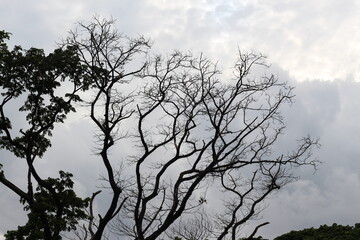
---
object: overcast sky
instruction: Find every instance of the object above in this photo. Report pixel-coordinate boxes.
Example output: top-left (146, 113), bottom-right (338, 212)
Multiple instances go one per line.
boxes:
top-left (1, 0), bottom-right (360, 239)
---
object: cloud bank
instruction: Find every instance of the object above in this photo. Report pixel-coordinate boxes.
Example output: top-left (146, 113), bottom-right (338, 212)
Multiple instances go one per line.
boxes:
top-left (1, 0), bottom-right (360, 239)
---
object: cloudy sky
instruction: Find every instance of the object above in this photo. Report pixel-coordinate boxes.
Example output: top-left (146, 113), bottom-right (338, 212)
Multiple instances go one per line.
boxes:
top-left (1, 0), bottom-right (360, 239)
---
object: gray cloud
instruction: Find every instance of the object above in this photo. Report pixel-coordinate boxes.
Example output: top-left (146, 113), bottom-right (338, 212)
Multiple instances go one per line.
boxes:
top-left (1, 1), bottom-right (360, 239)
top-left (254, 79), bottom-right (360, 238)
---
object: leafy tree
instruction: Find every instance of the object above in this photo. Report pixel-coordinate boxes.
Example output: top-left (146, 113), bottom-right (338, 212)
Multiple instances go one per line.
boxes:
top-left (1, 17), bottom-right (319, 240)
top-left (0, 30), bottom-right (90, 239)
top-left (4, 172), bottom-right (89, 240)
top-left (274, 223), bottom-right (360, 240)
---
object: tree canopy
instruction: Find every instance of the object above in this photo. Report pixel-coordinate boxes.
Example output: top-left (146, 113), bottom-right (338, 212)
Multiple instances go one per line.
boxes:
top-left (0, 30), bottom-right (90, 240)
top-left (274, 223), bottom-right (360, 240)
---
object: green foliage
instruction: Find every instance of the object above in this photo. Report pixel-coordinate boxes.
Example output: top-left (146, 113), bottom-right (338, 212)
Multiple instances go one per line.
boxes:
top-left (5, 171), bottom-right (90, 240)
top-left (0, 31), bottom-right (91, 239)
top-left (0, 29), bottom-right (87, 158)
top-left (275, 223), bottom-right (360, 240)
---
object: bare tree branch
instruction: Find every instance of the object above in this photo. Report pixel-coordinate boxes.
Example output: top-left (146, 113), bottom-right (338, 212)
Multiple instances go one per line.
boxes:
top-left (61, 17), bottom-right (319, 240)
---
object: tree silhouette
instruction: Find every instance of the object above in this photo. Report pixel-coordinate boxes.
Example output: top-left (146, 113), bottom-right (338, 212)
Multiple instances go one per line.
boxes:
top-left (0, 17), bottom-right (319, 240)
top-left (64, 18), bottom-right (319, 240)
top-left (274, 223), bottom-right (360, 240)
top-left (0, 30), bottom-right (90, 240)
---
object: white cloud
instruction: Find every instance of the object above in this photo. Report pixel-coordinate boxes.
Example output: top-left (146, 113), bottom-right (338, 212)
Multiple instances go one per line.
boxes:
top-left (127, 0), bottom-right (360, 81)
top-left (3, 0), bottom-right (360, 81)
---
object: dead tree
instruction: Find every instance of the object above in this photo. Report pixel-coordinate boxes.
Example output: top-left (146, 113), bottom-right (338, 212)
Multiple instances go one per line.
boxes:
top-left (65, 18), bottom-right (319, 240)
